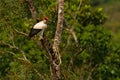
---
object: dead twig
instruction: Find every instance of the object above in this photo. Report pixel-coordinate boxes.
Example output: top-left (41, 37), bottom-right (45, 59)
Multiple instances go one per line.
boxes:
top-left (14, 29), bottom-right (28, 37)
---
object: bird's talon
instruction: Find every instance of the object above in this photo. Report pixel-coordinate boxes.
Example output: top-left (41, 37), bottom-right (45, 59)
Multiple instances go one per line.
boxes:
top-left (39, 36), bottom-right (43, 40)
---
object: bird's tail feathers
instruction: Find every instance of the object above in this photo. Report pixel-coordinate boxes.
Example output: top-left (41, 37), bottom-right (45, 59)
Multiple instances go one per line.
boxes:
top-left (27, 35), bottom-right (31, 40)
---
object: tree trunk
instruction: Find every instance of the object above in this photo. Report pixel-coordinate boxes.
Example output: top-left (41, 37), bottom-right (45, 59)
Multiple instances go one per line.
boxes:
top-left (25, 0), bottom-right (64, 80)
top-left (52, 0), bottom-right (64, 79)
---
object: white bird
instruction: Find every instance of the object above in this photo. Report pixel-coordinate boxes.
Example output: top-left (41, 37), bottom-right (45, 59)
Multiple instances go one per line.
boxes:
top-left (29, 17), bottom-right (48, 39)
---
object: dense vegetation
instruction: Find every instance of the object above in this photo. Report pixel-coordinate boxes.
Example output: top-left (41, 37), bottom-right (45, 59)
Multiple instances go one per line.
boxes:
top-left (0, 0), bottom-right (120, 80)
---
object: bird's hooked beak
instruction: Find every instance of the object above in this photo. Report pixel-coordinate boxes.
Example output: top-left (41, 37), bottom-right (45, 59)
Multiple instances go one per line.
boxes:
top-left (43, 17), bottom-right (48, 21)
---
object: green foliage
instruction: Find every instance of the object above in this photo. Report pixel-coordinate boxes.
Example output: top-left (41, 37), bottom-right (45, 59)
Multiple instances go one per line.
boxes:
top-left (0, 0), bottom-right (120, 80)
top-left (78, 6), bottom-right (107, 26)
top-left (91, 0), bottom-right (120, 6)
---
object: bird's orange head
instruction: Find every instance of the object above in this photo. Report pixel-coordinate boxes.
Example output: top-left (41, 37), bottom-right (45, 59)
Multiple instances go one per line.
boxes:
top-left (43, 17), bottom-right (48, 21)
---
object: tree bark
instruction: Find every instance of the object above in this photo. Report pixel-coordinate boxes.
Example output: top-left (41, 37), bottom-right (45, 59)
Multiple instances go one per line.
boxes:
top-left (25, 0), bottom-right (64, 80)
top-left (53, 0), bottom-right (64, 48)
top-left (25, 0), bottom-right (38, 22)
top-left (52, 0), bottom-right (64, 79)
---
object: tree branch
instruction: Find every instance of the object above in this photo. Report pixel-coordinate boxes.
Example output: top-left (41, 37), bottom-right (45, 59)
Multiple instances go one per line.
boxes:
top-left (63, 0), bottom-right (83, 69)
top-left (53, 0), bottom-right (64, 50)
top-left (14, 29), bottom-right (28, 37)
top-left (65, 28), bottom-right (78, 45)
top-left (25, 0), bottom-right (63, 79)
top-left (0, 50), bottom-right (45, 79)
top-left (64, 0), bottom-right (83, 47)
top-left (0, 41), bottom-right (30, 63)
top-left (25, 0), bottom-right (38, 22)
top-left (50, 0), bottom-right (64, 79)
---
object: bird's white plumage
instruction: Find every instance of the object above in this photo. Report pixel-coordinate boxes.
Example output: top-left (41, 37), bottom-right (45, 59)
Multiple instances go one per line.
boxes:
top-left (33, 21), bottom-right (47, 29)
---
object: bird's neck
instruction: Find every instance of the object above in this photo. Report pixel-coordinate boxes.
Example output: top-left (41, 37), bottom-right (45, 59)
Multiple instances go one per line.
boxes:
top-left (43, 20), bottom-right (46, 23)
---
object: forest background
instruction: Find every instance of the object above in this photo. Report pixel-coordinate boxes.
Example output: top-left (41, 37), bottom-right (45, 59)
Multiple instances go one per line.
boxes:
top-left (0, 0), bottom-right (120, 80)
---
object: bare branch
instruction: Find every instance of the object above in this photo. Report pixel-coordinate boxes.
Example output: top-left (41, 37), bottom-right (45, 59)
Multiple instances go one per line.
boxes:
top-left (87, 65), bottom-right (97, 80)
top-left (0, 41), bottom-right (30, 63)
top-left (53, 0), bottom-right (64, 50)
top-left (33, 68), bottom-right (45, 80)
top-left (74, 0), bottom-right (83, 20)
top-left (25, 0), bottom-right (38, 22)
top-left (50, 0), bottom-right (64, 79)
top-left (14, 29), bottom-right (28, 37)
top-left (25, 0), bottom-right (63, 79)
top-left (64, 0), bottom-right (83, 46)
top-left (10, 30), bottom-right (15, 46)
top-left (68, 47), bottom-right (86, 69)
top-left (40, 37), bottom-right (53, 60)
top-left (0, 40), bottom-right (44, 79)
top-left (65, 28), bottom-right (78, 44)
top-left (63, 1), bottom-right (84, 69)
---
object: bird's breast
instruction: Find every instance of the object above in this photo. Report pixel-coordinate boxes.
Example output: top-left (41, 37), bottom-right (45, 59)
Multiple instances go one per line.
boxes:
top-left (33, 22), bottom-right (47, 29)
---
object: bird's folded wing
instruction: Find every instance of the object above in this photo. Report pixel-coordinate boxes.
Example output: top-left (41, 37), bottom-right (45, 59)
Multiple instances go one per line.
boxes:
top-left (29, 28), bottom-right (41, 38)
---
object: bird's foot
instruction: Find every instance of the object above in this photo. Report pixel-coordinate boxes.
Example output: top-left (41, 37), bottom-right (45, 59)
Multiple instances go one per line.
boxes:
top-left (39, 36), bottom-right (43, 40)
